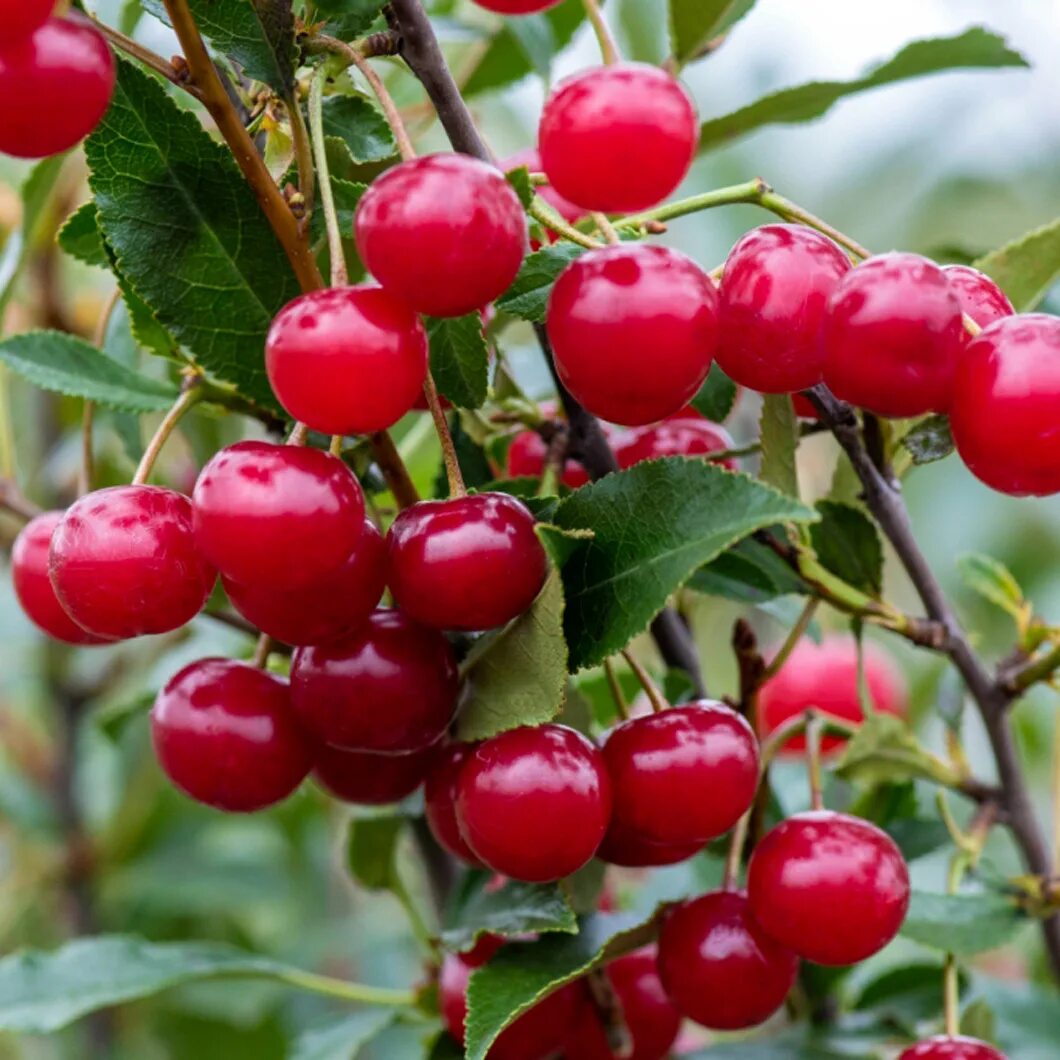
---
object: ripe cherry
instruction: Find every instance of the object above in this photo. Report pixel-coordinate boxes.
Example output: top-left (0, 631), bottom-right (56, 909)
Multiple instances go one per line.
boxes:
top-left (757, 635), bottom-right (907, 753)
top-left (313, 742), bottom-right (436, 805)
top-left (943, 264), bottom-right (1013, 333)
top-left (12, 511), bottom-right (108, 645)
top-left (718, 224), bottom-right (851, 393)
top-left (601, 702), bottom-right (759, 851)
top-left (504, 147), bottom-right (584, 249)
top-left (2, 0), bottom-right (54, 44)
top-left (0, 17), bottom-right (115, 159)
top-left (425, 743), bottom-right (484, 866)
top-left (822, 252), bottom-right (965, 417)
top-left (355, 154), bottom-right (526, 318)
top-left (472, 0), bottom-right (562, 13)
top-left (657, 890), bottom-right (798, 1030)
top-left (898, 1037), bottom-right (1007, 1060)
top-left (151, 659), bottom-right (312, 812)
top-left (615, 415), bottom-right (735, 471)
top-left (506, 427), bottom-right (590, 488)
top-left (456, 724), bottom-right (612, 882)
top-left (222, 517), bottom-right (386, 646)
top-left (49, 486), bottom-right (215, 639)
top-left (291, 609), bottom-right (458, 752)
top-left (563, 948), bottom-right (681, 1060)
top-left (596, 821), bottom-right (704, 868)
top-left (547, 244), bottom-right (718, 426)
top-left (265, 286), bottom-right (427, 435)
top-left (747, 810), bottom-right (910, 966)
top-left (387, 492), bottom-right (548, 632)
top-left (193, 441), bottom-right (365, 590)
top-left (539, 63), bottom-right (698, 213)
top-left (950, 314), bottom-right (1060, 496)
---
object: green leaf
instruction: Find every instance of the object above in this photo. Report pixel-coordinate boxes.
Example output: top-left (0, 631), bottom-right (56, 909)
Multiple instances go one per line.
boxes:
top-left (319, 0), bottom-right (385, 38)
top-left (901, 413), bottom-right (954, 465)
top-left (495, 243), bottom-right (586, 323)
top-left (57, 202), bottom-right (107, 268)
top-left (834, 713), bottom-right (960, 789)
top-left (758, 393), bottom-right (799, 497)
top-left (289, 1011), bottom-right (395, 1060)
top-left (809, 500), bottom-right (884, 597)
top-left (697, 28), bottom-right (1028, 153)
top-left (960, 999), bottom-right (996, 1045)
top-left (309, 178), bottom-right (367, 250)
top-left (457, 569), bottom-right (567, 740)
top-left (690, 363), bottom-right (737, 422)
top-left (0, 331), bottom-right (178, 411)
top-left (346, 813), bottom-right (405, 891)
top-left (669, 0), bottom-right (757, 67)
top-left (689, 535), bottom-right (809, 603)
top-left (900, 892), bottom-right (1026, 956)
top-left (427, 315), bottom-right (490, 410)
top-left (853, 962), bottom-right (956, 1027)
top-left (541, 459), bottom-right (817, 670)
top-left (322, 94), bottom-right (397, 164)
top-left (505, 165), bottom-right (535, 210)
top-left (956, 552), bottom-right (1026, 622)
top-left (973, 215), bottom-right (1060, 312)
top-left (85, 59), bottom-right (300, 408)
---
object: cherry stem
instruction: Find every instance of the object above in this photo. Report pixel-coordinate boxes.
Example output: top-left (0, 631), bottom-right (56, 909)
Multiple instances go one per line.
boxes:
top-left (422, 372), bottom-right (465, 497)
top-left (581, 0), bottom-right (621, 66)
top-left (287, 421), bottom-right (309, 446)
top-left (943, 954), bottom-right (960, 1037)
top-left (620, 648), bottom-right (668, 714)
top-left (723, 809), bottom-right (751, 891)
top-left (308, 65), bottom-right (348, 287)
top-left (804, 709), bottom-right (826, 811)
top-left (287, 89), bottom-right (315, 228)
top-left (92, 17), bottom-right (205, 101)
top-left (329, 435), bottom-right (344, 457)
top-left (761, 598), bottom-right (819, 682)
top-left (528, 196), bottom-right (601, 249)
top-left (251, 633), bottom-right (273, 669)
top-left (603, 658), bottom-right (630, 721)
top-left (592, 212), bottom-right (621, 246)
top-left (757, 189), bottom-right (870, 260)
top-left (81, 287), bottom-right (123, 496)
top-left (131, 376), bottom-right (203, 485)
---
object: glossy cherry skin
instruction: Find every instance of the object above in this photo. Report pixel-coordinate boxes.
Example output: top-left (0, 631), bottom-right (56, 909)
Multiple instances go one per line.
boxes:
top-left (456, 724), bottom-right (612, 882)
top-left (504, 147), bottom-right (584, 249)
top-left (747, 810), bottom-right (910, 966)
top-left (223, 518), bottom-right (386, 646)
top-left (2, 0), bottom-right (54, 44)
top-left (563, 948), bottom-right (681, 1060)
top-left (265, 286), bottom-right (427, 435)
top-left (943, 264), bottom-right (1013, 334)
top-left (49, 486), bottom-right (215, 639)
top-left (313, 742), bottom-right (436, 805)
top-left (355, 154), bottom-right (526, 318)
top-left (0, 18), bottom-right (115, 159)
top-left (387, 493), bottom-right (548, 632)
top-left (539, 63), bottom-right (698, 213)
top-left (950, 314), bottom-right (1060, 496)
top-left (472, 0), bottom-right (561, 13)
top-left (718, 224), bottom-right (852, 393)
top-left (547, 244), bottom-right (718, 426)
top-left (150, 659), bottom-right (312, 812)
top-left (596, 820), bottom-right (704, 868)
top-left (12, 512), bottom-right (108, 645)
top-left (822, 252), bottom-right (965, 417)
top-left (657, 891), bottom-right (798, 1031)
top-left (425, 743), bottom-right (485, 866)
top-left (757, 635), bottom-right (907, 753)
top-left (193, 441), bottom-right (365, 590)
top-left (601, 702), bottom-right (759, 852)
top-left (898, 1036), bottom-right (1007, 1060)
top-left (290, 609), bottom-right (459, 752)
top-left (615, 416), bottom-right (736, 471)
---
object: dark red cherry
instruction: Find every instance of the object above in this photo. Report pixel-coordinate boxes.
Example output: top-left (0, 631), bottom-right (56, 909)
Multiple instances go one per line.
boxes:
top-left (898, 1036), bottom-right (1007, 1060)
top-left (747, 810), bottom-right (910, 966)
top-left (355, 153), bottom-right (526, 318)
top-left (0, 17), bottom-right (115, 159)
top-left (601, 702), bottom-right (759, 852)
top-left (456, 724), bottom-right (611, 882)
top-left (504, 147), bottom-right (584, 249)
top-left (265, 285), bottom-right (428, 434)
top-left (596, 820), bottom-right (704, 868)
top-left (657, 890), bottom-right (798, 1030)
top-left (539, 63), bottom-right (697, 213)
top-left (193, 441), bottom-right (365, 590)
top-left (222, 517), bottom-right (386, 646)
top-left (472, 0), bottom-right (561, 13)
top-left (506, 427), bottom-right (590, 488)
top-left (950, 314), bottom-right (1060, 496)
top-left (2, 0), bottom-right (54, 44)
top-left (563, 948), bottom-right (681, 1060)
top-left (718, 224), bottom-right (851, 393)
top-left (49, 486), bottom-right (215, 639)
top-left (615, 415), bottom-right (735, 471)
top-left (290, 609), bottom-right (458, 752)
top-left (313, 742), bottom-right (435, 805)
top-left (425, 743), bottom-right (485, 866)
top-left (943, 264), bottom-right (1013, 334)
top-left (387, 492), bottom-right (548, 632)
top-left (791, 393), bottom-right (819, 419)
top-left (547, 244), bottom-right (718, 426)
top-left (12, 511), bottom-right (108, 644)
top-left (822, 252), bottom-right (965, 417)
top-left (150, 659), bottom-right (312, 812)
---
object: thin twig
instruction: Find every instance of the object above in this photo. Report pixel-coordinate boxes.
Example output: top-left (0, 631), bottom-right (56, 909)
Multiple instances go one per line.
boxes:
top-left (422, 371), bottom-right (465, 497)
top-left (308, 66), bottom-right (348, 287)
top-left (287, 90), bottom-right (315, 228)
top-left (620, 649), bottom-right (668, 714)
top-left (762, 598), bottom-right (819, 681)
top-left (93, 17), bottom-right (204, 100)
top-left (132, 377), bottom-right (203, 485)
top-left (370, 431), bottom-right (421, 510)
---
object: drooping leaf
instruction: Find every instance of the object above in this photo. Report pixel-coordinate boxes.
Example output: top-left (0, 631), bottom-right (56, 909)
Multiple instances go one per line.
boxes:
top-left (900, 892), bottom-right (1026, 956)
top-left (809, 500), bottom-right (884, 597)
top-left (668, 0), bottom-right (757, 68)
top-left (427, 314), bottom-right (490, 410)
top-left (758, 393), bottom-right (800, 497)
top-left (956, 552), bottom-right (1026, 622)
top-left (495, 243), bottom-right (586, 323)
top-left (697, 28), bottom-right (1028, 153)
top-left (973, 215), bottom-right (1060, 312)
top-left (689, 535), bottom-right (809, 603)
top-left (834, 713), bottom-right (960, 789)
top-left (901, 413), bottom-right (954, 465)
top-left (346, 813), bottom-right (405, 891)
top-left (57, 202), bottom-right (108, 268)
top-left (690, 362), bottom-right (738, 422)
top-left (853, 962), bottom-right (958, 1028)
top-left (289, 1011), bottom-right (396, 1060)
top-left (322, 94), bottom-right (397, 164)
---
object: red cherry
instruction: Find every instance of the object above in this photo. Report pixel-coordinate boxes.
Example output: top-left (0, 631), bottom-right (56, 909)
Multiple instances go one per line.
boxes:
top-left (504, 147), bottom-right (584, 249)
top-left (943, 264), bottom-right (1013, 333)
top-left (472, 0), bottom-right (561, 13)
top-left (757, 635), bottom-right (907, 753)
top-left (791, 393), bottom-right (819, 419)
top-left (596, 821), bottom-right (704, 868)
top-left (506, 427), bottom-right (590, 488)
top-left (49, 486), bottom-right (215, 639)
top-left (657, 890), bottom-right (798, 1030)
top-left (313, 742), bottom-right (435, 805)
top-left (1, 0), bottom-right (54, 44)
top-left (291, 609), bottom-right (458, 752)
top-left (425, 743), bottom-right (485, 866)
top-left (539, 64), bottom-right (697, 213)
top-left (461, 933), bottom-right (505, 968)
top-left (822, 252), bottom-right (964, 417)
top-left (951, 314), bottom-right (1060, 496)
top-left (456, 724), bottom-right (612, 882)
top-left (265, 285), bottom-right (427, 434)
top-left (547, 244), bottom-right (718, 426)
top-left (193, 441), bottom-right (365, 590)
top-left (355, 154), bottom-right (526, 318)
top-left (747, 810), bottom-right (910, 966)
top-left (151, 659), bottom-right (311, 812)
top-left (387, 493), bottom-right (548, 632)
top-left (718, 224), bottom-right (851, 394)
top-left (12, 512), bottom-right (108, 645)
top-left (563, 948), bottom-right (681, 1060)
top-left (223, 517), bottom-right (386, 646)
top-left (898, 1036), bottom-right (1007, 1060)
top-left (0, 17), bottom-right (115, 159)
top-left (614, 416), bottom-right (735, 471)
